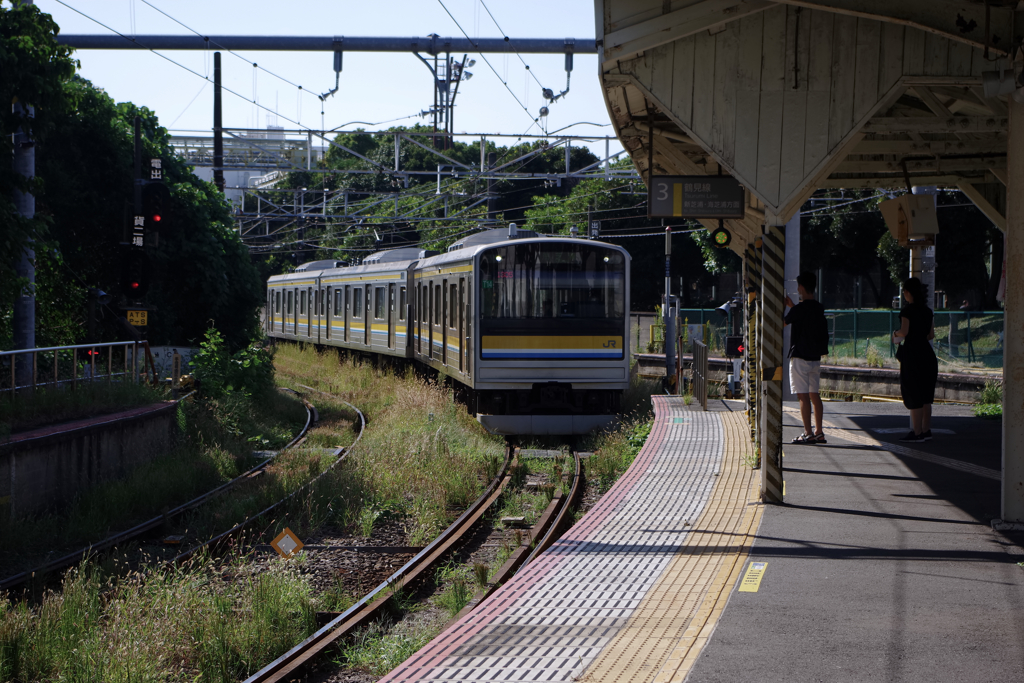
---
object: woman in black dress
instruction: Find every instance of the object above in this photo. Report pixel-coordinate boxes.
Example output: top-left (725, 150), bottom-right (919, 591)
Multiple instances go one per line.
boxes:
top-left (893, 277), bottom-right (939, 442)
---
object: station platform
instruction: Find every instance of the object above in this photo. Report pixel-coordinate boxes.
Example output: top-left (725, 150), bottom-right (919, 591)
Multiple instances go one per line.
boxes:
top-left (381, 397), bottom-right (1024, 682)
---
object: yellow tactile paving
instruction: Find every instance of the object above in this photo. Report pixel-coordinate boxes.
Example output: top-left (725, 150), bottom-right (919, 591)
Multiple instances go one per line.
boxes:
top-left (581, 412), bottom-right (764, 683)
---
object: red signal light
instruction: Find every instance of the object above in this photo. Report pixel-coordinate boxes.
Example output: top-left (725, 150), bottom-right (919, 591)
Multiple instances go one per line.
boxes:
top-left (130, 281), bottom-right (141, 290)
top-left (152, 214), bottom-right (161, 222)
top-left (738, 345), bottom-right (744, 353)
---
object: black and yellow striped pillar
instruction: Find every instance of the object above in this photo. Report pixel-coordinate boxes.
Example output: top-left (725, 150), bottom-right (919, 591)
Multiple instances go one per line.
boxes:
top-left (760, 225), bottom-right (785, 504)
top-left (744, 241), bottom-right (761, 452)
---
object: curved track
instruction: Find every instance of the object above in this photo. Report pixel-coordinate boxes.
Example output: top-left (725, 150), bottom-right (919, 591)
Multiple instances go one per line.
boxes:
top-left (0, 388), bottom-right (319, 592)
top-left (244, 442), bottom-right (514, 683)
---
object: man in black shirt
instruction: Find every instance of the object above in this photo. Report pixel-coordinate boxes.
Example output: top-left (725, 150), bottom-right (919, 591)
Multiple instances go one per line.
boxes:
top-left (784, 272), bottom-right (828, 444)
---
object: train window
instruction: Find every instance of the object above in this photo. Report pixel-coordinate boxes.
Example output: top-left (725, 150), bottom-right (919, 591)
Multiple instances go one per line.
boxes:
top-left (353, 288), bottom-right (363, 318)
top-left (449, 285), bottom-right (457, 329)
top-left (399, 287), bottom-right (406, 321)
top-left (320, 289), bottom-right (326, 315)
top-left (334, 289), bottom-right (342, 314)
top-left (434, 285), bottom-right (441, 325)
top-left (308, 288), bottom-right (313, 315)
top-left (300, 290), bottom-right (306, 315)
top-left (479, 244), bottom-right (625, 320)
top-left (374, 286), bottom-right (385, 319)
top-left (275, 291), bottom-right (281, 312)
top-left (287, 290), bottom-right (293, 314)
top-left (314, 289), bottom-right (319, 314)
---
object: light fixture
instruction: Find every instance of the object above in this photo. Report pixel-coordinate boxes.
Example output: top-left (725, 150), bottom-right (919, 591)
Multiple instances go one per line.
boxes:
top-left (982, 67), bottom-right (1017, 98)
top-left (467, 59), bottom-right (476, 67)
top-left (463, 71), bottom-right (473, 80)
top-left (539, 106), bottom-right (549, 117)
top-left (603, 256), bottom-right (610, 262)
top-left (495, 255), bottom-right (502, 262)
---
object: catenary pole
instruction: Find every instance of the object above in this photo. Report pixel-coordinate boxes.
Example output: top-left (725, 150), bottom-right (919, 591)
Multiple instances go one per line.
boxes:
top-left (12, 0), bottom-right (36, 388)
top-left (214, 51), bottom-right (224, 192)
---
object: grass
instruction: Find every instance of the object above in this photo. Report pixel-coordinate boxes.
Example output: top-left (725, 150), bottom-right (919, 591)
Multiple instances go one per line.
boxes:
top-left (581, 419), bottom-right (652, 493)
top-left (0, 389), bottom-right (309, 579)
top-left (336, 617), bottom-right (436, 677)
top-left (0, 554), bottom-right (319, 683)
top-left (0, 380), bottom-right (168, 437)
top-left (272, 343), bottom-right (505, 546)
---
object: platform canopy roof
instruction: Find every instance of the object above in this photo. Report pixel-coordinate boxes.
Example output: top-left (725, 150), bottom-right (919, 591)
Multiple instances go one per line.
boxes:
top-left (596, 0), bottom-right (1021, 252)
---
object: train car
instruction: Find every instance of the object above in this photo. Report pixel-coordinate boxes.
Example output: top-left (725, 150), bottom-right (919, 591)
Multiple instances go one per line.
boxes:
top-left (267, 250), bottom-right (421, 359)
top-left (266, 228), bottom-right (631, 435)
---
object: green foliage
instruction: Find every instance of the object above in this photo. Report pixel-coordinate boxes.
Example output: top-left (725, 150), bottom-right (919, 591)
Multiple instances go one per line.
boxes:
top-left (192, 327), bottom-right (275, 399)
top-left (0, 3), bottom-right (79, 303)
top-left (973, 403), bottom-right (1002, 419)
top-left (980, 380), bottom-right (1002, 405)
top-left (1, 10), bottom-right (264, 352)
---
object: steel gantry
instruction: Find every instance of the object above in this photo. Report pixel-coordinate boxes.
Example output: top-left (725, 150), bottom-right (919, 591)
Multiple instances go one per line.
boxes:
top-left (166, 128), bottom-right (637, 243)
top-left (596, 0), bottom-right (1023, 522)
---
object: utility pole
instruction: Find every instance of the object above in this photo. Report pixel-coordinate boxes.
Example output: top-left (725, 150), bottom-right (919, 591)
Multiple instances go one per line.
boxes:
top-left (665, 225), bottom-right (675, 391)
top-left (12, 0), bottom-right (37, 387)
top-left (213, 51), bottom-right (224, 192)
top-left (12, 100), bottom-right (35, 383)
top-left (486, 151), bottom-right (498, 223)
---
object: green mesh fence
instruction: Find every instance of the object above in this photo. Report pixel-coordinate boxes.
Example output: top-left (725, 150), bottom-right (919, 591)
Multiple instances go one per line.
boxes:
top-left (667, 308), bottom-right (1003, 370)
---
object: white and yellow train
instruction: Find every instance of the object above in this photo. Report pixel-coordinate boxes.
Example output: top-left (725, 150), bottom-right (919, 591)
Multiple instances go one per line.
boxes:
top-left (266, 228), bottom-right (631, 435)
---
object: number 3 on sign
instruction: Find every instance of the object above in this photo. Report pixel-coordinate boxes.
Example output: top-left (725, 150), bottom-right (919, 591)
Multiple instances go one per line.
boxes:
top-left (656, 181), bottom-right (669, 200)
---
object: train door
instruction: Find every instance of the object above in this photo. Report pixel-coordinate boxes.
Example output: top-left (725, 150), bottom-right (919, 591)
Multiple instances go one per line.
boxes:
top-left (352, 287), bottom-right (363, 346)
top-left (365, 286), bottom-right (372, 346)
top-left (319, 286), bottom-right (326, 341)
top-left (388, 284), bottom-right (396, 350)
top-left (306, 287), bottom-right (313, 338)
top-left (325, 287), bottom-right (332, 339)
top-left (442, 279), bottom-right (449, 365)
top-left (398, 285), bottom-right (407, 353)
top-left (458, 278), bottom-right (465, 373)
top-left (418, 283), bottom-right (425, 355)
top-left (343, 286), bottom-right (350, 342)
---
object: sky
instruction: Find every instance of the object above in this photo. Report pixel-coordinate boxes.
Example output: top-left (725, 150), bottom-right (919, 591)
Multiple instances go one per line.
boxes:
top-left (34, 0), bottom-right (623, 158)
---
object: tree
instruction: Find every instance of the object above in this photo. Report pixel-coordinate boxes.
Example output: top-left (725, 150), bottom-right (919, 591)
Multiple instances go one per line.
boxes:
top-left (0, 2), bottom-right (77, 307)
top-left (1, 4), bottom-right (264, 351)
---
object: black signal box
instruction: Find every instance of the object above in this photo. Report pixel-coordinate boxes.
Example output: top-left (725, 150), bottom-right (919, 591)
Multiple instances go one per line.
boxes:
top-left (726, 336), bottom-right (744, 358)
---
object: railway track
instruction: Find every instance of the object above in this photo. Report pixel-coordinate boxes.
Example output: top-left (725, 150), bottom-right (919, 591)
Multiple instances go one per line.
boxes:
top-left (246, 446), bottom-right (586, 683)
top-left (0, 388), bottom-right (328, 592)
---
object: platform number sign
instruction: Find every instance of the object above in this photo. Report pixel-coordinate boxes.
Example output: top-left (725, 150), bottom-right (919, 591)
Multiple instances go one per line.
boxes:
top-left (649, 176), bottom-right (745, 219)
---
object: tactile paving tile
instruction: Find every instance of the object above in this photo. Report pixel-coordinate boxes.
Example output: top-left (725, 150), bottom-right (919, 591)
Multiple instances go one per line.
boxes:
top-left (381, 397), bottom-right (723, 683)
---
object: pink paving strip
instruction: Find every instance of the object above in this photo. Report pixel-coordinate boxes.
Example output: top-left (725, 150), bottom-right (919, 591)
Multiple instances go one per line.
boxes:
top-left (380, 399), bottom-right (674, 683)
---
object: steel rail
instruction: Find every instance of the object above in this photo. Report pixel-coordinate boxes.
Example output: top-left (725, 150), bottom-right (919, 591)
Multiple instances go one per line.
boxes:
top-left (447, 450), bottom-right (581, 625)
top-left (520, 450), bottom-right (584, 567)
top-left (244, 443), bottom-right (514, 683)
top-left (58, 35), bottom-right (596, 54)
top-left (169, 394), bottom-right (363, 565)
top-left (0, 388), bottom-right (313, 592)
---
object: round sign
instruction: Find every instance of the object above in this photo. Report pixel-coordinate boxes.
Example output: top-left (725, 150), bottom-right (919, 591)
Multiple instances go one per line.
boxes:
top-left (711, 227), bottom-right (732, 247)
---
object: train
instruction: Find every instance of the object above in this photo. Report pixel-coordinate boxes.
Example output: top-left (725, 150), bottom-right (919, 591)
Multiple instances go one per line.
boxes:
top-left (265, 226), bottom-right (631, 435)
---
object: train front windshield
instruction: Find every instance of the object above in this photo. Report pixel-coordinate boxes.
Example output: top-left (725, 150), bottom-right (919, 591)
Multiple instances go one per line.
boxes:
top-left (479, 244), bottom-right (626, 359)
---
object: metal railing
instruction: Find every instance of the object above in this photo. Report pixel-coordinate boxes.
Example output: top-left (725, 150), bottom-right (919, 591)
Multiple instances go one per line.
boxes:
top-left (691, 340), bottom-right (709, 411)
top-left (0, 341), bottom-right (151, 399)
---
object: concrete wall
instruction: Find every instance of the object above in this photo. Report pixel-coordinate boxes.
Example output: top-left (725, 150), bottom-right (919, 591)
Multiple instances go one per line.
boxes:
top-left (0, 403), bottom-right (180, 518)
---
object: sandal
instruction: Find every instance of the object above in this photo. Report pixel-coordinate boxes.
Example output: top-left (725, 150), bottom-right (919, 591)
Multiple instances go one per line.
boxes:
top-left (813, 432), bottom-right (827, 444)
top-left (791, 433), bottom-right (814, 444)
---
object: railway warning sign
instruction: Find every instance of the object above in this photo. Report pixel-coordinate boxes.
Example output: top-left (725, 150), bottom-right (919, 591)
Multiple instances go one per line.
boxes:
top-left (127, 310), bottom-right (148, 326)
top-left (271, 527), bottom-right (305, 558)
top-left (649, 175), bottom-right (745, 219)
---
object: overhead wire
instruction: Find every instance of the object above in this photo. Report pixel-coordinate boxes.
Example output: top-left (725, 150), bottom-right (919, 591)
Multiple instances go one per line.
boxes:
top-left (435, 0), bottom-right (540, 133)
top-left (478, 0), bottom-right (545, 89)
top-left (138, 0), bottom-right (321, 102)
top-left (53, 0), bottom-right (320, 134)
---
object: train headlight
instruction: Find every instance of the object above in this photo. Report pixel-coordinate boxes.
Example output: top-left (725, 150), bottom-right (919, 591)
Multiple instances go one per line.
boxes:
top-left (495, 255), bottom-right (502, 262)
top-left (603, 256), bottom-right (610, 262)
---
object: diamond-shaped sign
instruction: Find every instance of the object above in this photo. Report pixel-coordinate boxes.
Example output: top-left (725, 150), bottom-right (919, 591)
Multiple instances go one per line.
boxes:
top-left (270, 527), bottom-right (304, 558)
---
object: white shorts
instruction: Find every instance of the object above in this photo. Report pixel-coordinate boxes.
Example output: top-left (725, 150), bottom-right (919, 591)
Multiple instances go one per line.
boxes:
top-left (790, 358), bottom-right (821, 395)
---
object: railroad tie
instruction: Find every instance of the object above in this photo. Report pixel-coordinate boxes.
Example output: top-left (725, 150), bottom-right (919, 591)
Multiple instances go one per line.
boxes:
top-left (760, 226), bottom-right (785, 504)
